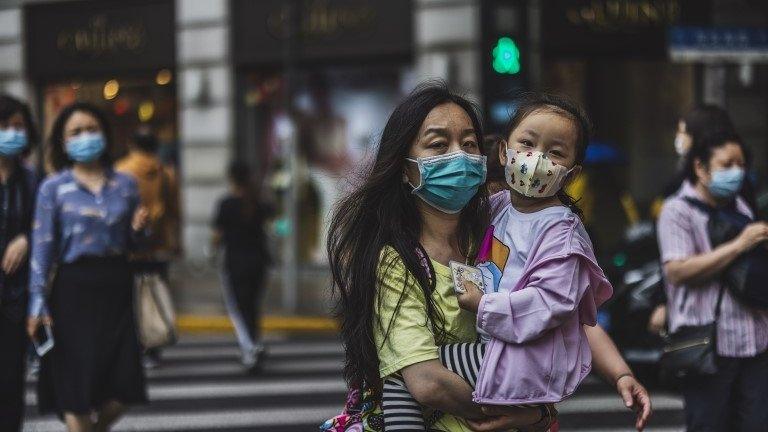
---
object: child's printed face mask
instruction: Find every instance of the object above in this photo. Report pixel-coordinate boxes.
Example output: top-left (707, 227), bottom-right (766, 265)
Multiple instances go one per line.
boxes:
top-left (504, 149), bottom-right (575, 198)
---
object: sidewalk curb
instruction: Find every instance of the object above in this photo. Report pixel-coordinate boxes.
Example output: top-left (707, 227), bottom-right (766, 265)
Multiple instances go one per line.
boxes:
top-left (177, 315), bottom-right (339, 333)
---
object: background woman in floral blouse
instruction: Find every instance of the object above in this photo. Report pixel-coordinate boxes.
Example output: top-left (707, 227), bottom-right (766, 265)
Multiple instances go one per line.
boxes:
top-left (27, 102), bottom-right (149, 432)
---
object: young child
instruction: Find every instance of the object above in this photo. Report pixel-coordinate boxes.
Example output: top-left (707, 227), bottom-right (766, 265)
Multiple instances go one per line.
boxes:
top-left (382, 94), bottom-right (613, 430)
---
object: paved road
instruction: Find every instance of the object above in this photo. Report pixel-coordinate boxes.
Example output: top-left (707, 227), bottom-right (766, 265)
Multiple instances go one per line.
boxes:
top-left (22, 334), bottom-right (685, 431)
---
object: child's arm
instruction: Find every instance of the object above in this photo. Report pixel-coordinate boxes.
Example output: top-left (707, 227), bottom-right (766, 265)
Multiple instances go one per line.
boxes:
top-left (473, 256), bottom-right (596, 344)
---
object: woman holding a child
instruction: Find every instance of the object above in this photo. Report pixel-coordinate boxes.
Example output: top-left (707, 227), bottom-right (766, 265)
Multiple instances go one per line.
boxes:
top-left (325, 83), bottom-right (652, 431)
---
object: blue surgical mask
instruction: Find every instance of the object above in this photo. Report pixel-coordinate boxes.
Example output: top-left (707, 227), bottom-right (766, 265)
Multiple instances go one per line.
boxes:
top-left (66, 132), bottom-right (105, 163)
top-left (407, 151), bottom-right (487, 214)
top-left (0, 129), bottom-right (27, 156)
top-left (709, 167), bottom-right (745, 199)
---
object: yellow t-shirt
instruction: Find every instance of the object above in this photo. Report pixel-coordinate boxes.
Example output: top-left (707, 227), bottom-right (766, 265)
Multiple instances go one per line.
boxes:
top-left (374, 246), bottom-right (477, 432)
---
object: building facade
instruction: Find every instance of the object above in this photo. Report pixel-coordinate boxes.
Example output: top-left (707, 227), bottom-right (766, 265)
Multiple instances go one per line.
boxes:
top-left (0, 0), bottom-right (765, 314)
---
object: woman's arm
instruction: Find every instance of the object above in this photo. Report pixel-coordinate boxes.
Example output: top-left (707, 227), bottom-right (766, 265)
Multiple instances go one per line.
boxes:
top-left (27, 180), bottom-right (57, 335)
top-left (664, 222), bottom-right (768, 286)
top-left (401, 360), bottom-right (541, 427)
top-left (585, 325), bottom-right (651, 431)
top-left (657, 199), bottom-right (768, 287)
top-left (401, 359), bottom-right (484, 420)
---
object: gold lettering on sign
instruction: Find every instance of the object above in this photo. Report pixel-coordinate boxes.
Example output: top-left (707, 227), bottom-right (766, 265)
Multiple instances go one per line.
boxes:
top-left (57, 15), bottom-right (147, 57)
top-left (267, 0), bottom-right (376, 41)
top-left (566, 0), bottom-right (680, 32)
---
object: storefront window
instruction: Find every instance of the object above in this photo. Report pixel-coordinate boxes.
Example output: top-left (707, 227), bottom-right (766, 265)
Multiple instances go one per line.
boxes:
top-left (41, 71), bottom-right (178, 171)
top-left (240, 66), bottom-right (412, 265)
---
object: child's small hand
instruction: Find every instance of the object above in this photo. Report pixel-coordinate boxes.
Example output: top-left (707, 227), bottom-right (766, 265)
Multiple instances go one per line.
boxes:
top-left (456, 278), bottom-right (483, 313)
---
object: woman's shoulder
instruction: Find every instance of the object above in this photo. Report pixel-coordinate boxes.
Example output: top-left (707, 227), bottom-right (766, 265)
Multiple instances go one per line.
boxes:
top-left (38, 170), bottom-right (72, 193)
top-left (377, 245), bottom-right (426, 293)
top-left (111, 170), bottom-right (138, 188)
top-left (658, 194), bottom-right (693, 221)
top-left (378, 245), bottom-right (406, 272)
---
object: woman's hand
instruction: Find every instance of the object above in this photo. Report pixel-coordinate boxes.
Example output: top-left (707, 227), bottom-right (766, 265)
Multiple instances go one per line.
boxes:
top-left (2, 234), bottom-right (28, 275)
top-left (467, 415), bottom-right (521, 432)
top-left (131, 206), bottom-right (149, 232)
top-left (616, 374), bottom-right (652, 431)
top-left (647, 304), bottom-right (666, 335)
top-left (27, 315), bottom-right (53, 339)
top-left (734, 221), bottom-right (768, 253)
top-left (467, 405), bottom-right (554, 432)
top-left (456, 279), bottom-right (484, 313)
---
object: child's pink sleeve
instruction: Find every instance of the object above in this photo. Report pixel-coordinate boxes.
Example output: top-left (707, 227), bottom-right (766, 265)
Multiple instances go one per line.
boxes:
top-left (477, 255), bottom-right (607, 344)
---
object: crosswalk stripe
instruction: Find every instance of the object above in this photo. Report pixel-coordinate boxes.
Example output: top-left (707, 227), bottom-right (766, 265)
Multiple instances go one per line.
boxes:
top-left (25, 358), bottom-right (345, 386)
top-left (145, 358), bottom-right (344, 379)
top-left (24, 406), bottom-right (343, 431)
top-left (566, 429), bottom-right (682, 432)
top-left (558, 393), bottom-right (683, 413)
top-left (26, 378), bottom-right (347, 406)
top-left (160, 342), bottom-right (343, 361)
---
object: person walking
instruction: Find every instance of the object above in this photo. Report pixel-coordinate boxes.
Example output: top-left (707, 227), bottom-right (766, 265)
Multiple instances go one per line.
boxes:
top-left (116, 126), bottom-right (180, 368)
top-left (658, 131), bottom-right (768, 431)
top-left (212, 161), bottom-right (271, 373)
top-left (649, 106), bottom-right (740, 336)
top-left (27, 102), bottom-right (149, 432)
top-left (0, 94), bottom-right (39, 432)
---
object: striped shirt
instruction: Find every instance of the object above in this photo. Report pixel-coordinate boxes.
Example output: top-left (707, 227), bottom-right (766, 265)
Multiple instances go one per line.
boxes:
top-left (657, 181), bottom-right (768, 357)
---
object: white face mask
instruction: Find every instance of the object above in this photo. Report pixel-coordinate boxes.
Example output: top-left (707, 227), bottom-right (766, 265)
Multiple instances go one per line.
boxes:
top-left (505, 149), bottom-right (574, 198)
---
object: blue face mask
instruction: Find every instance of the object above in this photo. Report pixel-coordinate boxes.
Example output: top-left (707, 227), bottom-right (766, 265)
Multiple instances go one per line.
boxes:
top-left (0, 129), bottom-right (27, 156)
top-left (407, 151), bottom-right (487, 214)
top-left (66, 132), bottom-right (106, 163)
top-left (709, 167), bottom-right (745, 199)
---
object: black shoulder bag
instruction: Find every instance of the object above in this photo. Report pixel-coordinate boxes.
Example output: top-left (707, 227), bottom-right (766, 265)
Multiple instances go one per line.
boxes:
top-left (661, 284), bottom-right (724, 381)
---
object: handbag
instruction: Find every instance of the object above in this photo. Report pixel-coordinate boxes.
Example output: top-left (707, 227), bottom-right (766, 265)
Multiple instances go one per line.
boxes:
top-left (660, 284), bottom-right (724, 381)
top-left (135, 272), bottom-right (177, 349)
top-left (320, 385), bottom-right (384, 432)
top-left (683, 197), bottom-right (768, 308)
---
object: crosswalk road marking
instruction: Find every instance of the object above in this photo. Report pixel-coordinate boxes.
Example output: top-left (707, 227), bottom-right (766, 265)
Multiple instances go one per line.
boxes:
top-left (22, 335), bottom-right (685, 432)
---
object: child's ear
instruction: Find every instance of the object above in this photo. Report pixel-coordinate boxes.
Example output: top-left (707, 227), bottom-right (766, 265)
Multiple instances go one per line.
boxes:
top-left (498, 140), bottom-right (508, 166)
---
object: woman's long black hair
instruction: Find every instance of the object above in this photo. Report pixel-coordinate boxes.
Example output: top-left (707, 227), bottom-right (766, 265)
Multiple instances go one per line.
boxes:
top-left (327, 82), bottom-right (489, 393)
top-left (504, 93), bottom-right (592, 218)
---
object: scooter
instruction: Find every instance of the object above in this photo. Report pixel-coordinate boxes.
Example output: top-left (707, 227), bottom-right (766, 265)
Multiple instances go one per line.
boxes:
top-left (600, 221), bottom-right (666, 381)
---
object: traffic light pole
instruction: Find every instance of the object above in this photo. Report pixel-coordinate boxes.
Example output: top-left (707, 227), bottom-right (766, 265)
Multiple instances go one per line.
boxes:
top-left (281, 2), bottom-right (299, 314)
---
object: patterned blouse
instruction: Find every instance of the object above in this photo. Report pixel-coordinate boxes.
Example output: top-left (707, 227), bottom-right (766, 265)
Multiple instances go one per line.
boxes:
top-left (658, 181), bottom-right (768, 357)
top-left (28, 169), bottom-right (140, 317)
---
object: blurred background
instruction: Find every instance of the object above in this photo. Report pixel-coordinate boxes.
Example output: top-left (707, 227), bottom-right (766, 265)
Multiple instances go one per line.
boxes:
top-left (1, 0), bottom-right (767, 431)
top-left (1, 0), bottom-right (765, 318)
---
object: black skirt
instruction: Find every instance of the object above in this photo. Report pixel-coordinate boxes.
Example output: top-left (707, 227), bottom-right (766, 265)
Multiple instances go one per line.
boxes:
top-left (37, 256), bottom-right (147, 415)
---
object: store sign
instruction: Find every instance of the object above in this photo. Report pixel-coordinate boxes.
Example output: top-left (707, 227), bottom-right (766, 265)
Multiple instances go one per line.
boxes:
top-left (669, 26), bottom-right (768, 62)
top-left (56, 15), bottom-right (147, 56)
top-left (25, 0), bottom-right (175, 79)
top-left (233, 0), bottom-right (413, 65)
top-left (542, 0), bottom-right (712, 58)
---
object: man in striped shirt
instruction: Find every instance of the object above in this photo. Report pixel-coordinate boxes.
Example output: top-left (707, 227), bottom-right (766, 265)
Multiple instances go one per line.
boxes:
top-left (658, 132), bottom-right (768, 431)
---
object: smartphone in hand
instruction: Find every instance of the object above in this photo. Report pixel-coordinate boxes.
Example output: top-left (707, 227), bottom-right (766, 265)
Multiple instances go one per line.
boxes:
top-left (32, 323), bottom-right (54, 357)
top-left (449, 261), bottom-right (485, 294)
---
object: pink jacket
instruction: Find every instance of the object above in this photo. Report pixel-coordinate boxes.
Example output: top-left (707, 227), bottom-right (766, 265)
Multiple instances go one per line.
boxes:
top-left (473, 213), bottom-right (613, 405)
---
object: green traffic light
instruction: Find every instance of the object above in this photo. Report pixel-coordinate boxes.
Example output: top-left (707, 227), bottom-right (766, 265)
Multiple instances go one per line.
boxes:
top-left (492, 37), bottom-right (521, 75)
